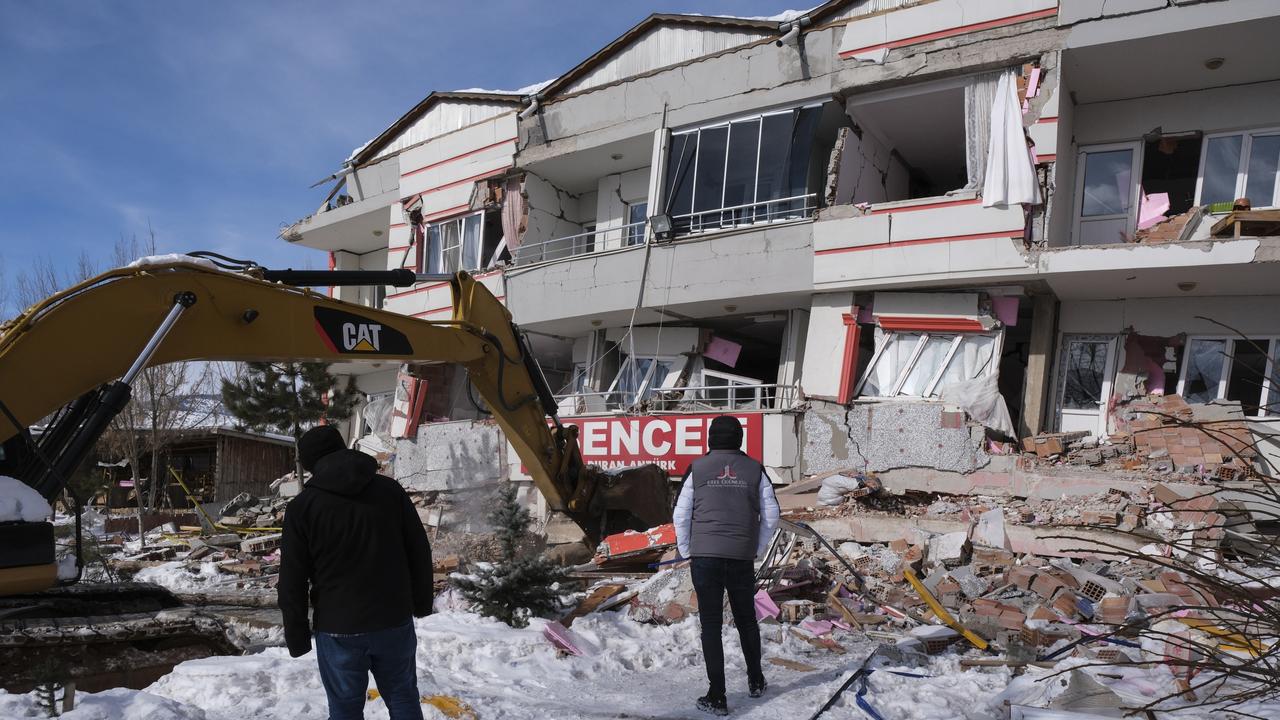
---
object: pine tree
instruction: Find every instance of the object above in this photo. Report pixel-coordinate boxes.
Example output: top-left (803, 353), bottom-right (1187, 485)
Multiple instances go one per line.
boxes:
top-left (451, 483), bottom-right (566, 628)
top-left (220, 362), bottom-right (360, 477)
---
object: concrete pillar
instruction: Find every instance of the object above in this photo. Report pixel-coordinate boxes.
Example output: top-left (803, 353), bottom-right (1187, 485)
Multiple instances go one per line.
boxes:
top-left (1018, 294), bottom-right (1059, 438)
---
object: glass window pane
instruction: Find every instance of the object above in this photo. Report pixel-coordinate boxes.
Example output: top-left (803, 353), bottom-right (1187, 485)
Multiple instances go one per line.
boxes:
top-left (1184, 338), bottom-right (1227, 404)
top-left (664, 133), bottom-right (696, 229)
top-left (444, 220), bottom-right (462, 272)
top-left (461, 214), bottom-right (482, 270)
top-left (626, 202), bottom-right (647, 245)
top-left (756, 112), bottom-right (795, 205)
top-left (1267, 341), bottom-right (1280, 417)
top-left (724, 119), bottom-right (761, 225)
top-left (693, 126), bottom-right (729, 229)
top-left (1080, 149), bottom-right (1133, 217)
top-left (425, 225), bottom-right (442, 274)
top-left (783, 105), bottom-right (822, 214)
top-left (898, 336), bottom-right (955, 396)
top-left (860, 332), bottom-right (922, 397)
top-left (1062, 341), bottom-right (1109, 410)
top-left (935, 334), bottom-right (998, 394)
top-left (1201, 135), bottom-right (1243, 206)
top-left (1245, 135), bottom-right (1280, 208)
top-left (1226, 339), bottom-right (1270, 416)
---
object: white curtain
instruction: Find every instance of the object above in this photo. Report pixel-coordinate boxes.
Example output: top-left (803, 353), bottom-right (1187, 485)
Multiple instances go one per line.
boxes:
top-left (963, 71), bottom-right (1002, 190)
top-left (982, 70), bottom-right (1042, 208)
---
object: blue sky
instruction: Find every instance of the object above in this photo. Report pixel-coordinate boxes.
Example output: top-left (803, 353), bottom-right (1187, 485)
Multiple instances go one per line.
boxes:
top-left (0, 0), bottom-right (795, 308)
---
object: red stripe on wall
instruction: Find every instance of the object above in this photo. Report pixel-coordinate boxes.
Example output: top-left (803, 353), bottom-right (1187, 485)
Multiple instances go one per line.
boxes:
top-left (1035, 116), bottom-right (1059, 124)
top-left (387, 281), bottom-right (450, 300)
top-left (869, 197), bottom-right (981, 215)
top-left (815, 229), bottom-right (1024, 255)
top-left (877, 316), bottom-right (986, 332)
top-left (400, 137), bottom-right (517, 179)
top-left (839, 7), bottom-right (1058, 57)
top-left (1036, 154), bottom-right (1057, 164)
top-left (412, 294), bottom-right (505, 318)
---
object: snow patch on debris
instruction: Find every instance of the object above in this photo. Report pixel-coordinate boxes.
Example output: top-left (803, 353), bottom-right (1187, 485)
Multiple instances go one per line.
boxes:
top-left (0, 475), bottom-right (51, 522)
top-left (133, 561), bottom-right (225, 592)
top-left (127, 254), bottom-right (220, 270)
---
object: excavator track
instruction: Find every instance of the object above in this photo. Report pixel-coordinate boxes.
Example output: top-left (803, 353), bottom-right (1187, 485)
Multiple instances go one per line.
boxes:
top-left (0, 583), bottom-right (241, 693)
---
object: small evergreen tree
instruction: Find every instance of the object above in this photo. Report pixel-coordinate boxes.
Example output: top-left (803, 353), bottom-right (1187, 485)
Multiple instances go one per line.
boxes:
top-left (220, 362), bottom-right (360, 477)
top-left (451, 483), bottom-right (566, 628)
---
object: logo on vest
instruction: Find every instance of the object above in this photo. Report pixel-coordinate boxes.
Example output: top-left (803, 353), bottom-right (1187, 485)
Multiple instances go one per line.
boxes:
top-left (706, 464), bottom-right (748, 488)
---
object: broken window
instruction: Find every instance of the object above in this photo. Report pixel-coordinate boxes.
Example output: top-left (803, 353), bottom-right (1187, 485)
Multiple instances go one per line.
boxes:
top-left (1198, 129), bottom-right (1280, 209)
top-left (663, 103), bottom-right (824, 235)
top-left (855, 330), bottom-right (1001, 399)
top-left (1177, 337), bottom-right (1280, 417)
top-left (606, 355), bottom-right (686, 409)
top-left (423, 211), bottom-right (500, 273)
top-left (842, 81), bottom-right (968, 204)
top-left (1140, 133), bottom-right (1203, 217)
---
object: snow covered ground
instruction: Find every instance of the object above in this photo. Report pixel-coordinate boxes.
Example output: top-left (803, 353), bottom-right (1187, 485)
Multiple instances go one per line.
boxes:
top-left (0, 611), bottom-right (1007, 720)
top-left (0, 610), bottom-right (1274, 719)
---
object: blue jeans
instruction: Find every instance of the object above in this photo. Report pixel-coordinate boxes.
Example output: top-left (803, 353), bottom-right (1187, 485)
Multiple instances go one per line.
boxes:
top-left (315, 621), bottom-right (423, 720)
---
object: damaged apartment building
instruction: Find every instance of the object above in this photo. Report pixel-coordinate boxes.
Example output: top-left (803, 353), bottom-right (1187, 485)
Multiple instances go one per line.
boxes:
top-left (283, 0), bottom-right (1280, 534)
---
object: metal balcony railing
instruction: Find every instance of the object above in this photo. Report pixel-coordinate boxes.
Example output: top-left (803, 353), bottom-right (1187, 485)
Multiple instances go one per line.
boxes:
top-left (671, 193), bottom-right (818, 235)
top-left (553, 383), bottom-right (797, 416)
top-left (513, 220), bottom-right (647, 266)
top-left (512, 193), bottom-right (819, 267)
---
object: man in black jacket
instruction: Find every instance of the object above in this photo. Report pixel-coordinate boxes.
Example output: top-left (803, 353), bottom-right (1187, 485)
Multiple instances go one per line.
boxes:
top-left (279, 425), bottom-right (433, 720)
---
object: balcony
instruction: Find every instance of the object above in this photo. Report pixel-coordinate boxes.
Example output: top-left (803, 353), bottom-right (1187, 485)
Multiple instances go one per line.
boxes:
top-left (284, 156), bottom-right (400, 253)
top-left (812, 195), bottom-right (1035, 290)
top-left (555, 382), bottom-right (798, 417)
top-left (513, 219), bottom-right (647, 266)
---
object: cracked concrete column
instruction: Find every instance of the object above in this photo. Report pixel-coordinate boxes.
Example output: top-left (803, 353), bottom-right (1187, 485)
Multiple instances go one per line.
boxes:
top-left (1019, 293), bottom-right (1059, 438)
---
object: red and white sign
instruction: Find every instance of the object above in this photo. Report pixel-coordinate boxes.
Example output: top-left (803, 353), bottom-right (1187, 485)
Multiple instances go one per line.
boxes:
top-left (559, 413), bottom-right (764, 476)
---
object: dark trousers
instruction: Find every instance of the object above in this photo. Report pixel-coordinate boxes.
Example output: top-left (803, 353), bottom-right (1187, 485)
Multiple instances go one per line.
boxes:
top-left (315, 621), bottom-right (423, 720)
top-left (691, 557), bottom-right (764, 697)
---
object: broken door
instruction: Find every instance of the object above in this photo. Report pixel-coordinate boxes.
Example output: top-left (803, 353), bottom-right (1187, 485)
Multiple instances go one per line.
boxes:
top-left (1054, 335), bottom-right (1117, 436)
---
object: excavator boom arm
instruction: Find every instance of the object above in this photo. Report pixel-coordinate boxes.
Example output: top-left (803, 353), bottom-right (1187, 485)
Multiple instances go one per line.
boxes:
top-left (0, 261), bottom-right (574, 513)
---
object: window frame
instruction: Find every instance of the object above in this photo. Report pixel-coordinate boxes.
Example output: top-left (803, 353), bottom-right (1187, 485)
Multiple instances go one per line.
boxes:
top-left (625, 201), bottom-right (648, 246)
top-left (1072, 141), bottom-right (1143, 246)
top-left (605, 355), bottom-right (687, 409)
top-left (1175, 335), bottom-right (1279, 418)
top-left (853, 330), bottom-right (1003, 400)
top-left (1194, 128), bottom-right (1280, 210)
top-left (422, 211), bottom-right (486, 273)
top-left (667, 101), bottom-right (824, 234)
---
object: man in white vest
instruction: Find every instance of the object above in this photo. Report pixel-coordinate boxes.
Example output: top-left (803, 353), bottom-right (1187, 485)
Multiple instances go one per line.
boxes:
top-left (673, 415), bottom-right (780, 715)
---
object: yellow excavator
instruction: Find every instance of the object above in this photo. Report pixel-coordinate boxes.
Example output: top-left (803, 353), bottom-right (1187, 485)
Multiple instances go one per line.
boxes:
top-left (0, 257), bottom-right (670, 689)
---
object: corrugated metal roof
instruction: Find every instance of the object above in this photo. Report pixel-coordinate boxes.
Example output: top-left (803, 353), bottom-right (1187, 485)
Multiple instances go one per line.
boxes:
top-left (351, 92), bottom-right (522, 167)
top-left (563, 25), bottom-right (774, 95)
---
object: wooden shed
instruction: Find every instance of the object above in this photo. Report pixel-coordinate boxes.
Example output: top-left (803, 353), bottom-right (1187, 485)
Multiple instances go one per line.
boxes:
top-left (104, 427), bottom-right (295, 507)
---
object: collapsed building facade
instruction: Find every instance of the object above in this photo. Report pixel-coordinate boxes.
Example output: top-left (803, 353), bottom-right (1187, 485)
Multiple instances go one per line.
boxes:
top-left (283, 0), bottom-right (1280, 542)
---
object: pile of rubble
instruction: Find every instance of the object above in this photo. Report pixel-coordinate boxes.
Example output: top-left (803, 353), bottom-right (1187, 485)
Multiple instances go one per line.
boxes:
top-left (1021, 394), bottom-right (1258, 481)
top-left (104, 474), bottom-right (307, 591)
top-left (544, 470), bottom-right (1275, 715)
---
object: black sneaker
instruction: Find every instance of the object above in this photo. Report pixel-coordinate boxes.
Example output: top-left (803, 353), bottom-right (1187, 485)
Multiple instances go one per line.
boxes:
top-left (696, 694), bottom-right (730, 716)
top-left (749, 677), bottom-right (767, 698)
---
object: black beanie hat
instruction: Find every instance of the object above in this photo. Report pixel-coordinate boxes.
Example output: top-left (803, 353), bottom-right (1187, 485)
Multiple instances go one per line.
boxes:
top-left (707, 415), bottom-right (744, 450)
top-left (298, 425), bottom-right (345, 472)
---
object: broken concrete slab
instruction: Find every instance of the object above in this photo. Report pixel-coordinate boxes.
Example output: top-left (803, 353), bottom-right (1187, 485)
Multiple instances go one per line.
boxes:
top-left (806, 515), bottom-right (1151, 560)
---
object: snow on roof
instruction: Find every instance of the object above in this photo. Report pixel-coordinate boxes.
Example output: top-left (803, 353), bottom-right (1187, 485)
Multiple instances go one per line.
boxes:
top-left (451, 78), bottom-right (555, 97)
top-left (686, 7), bottom-right (815, 22)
